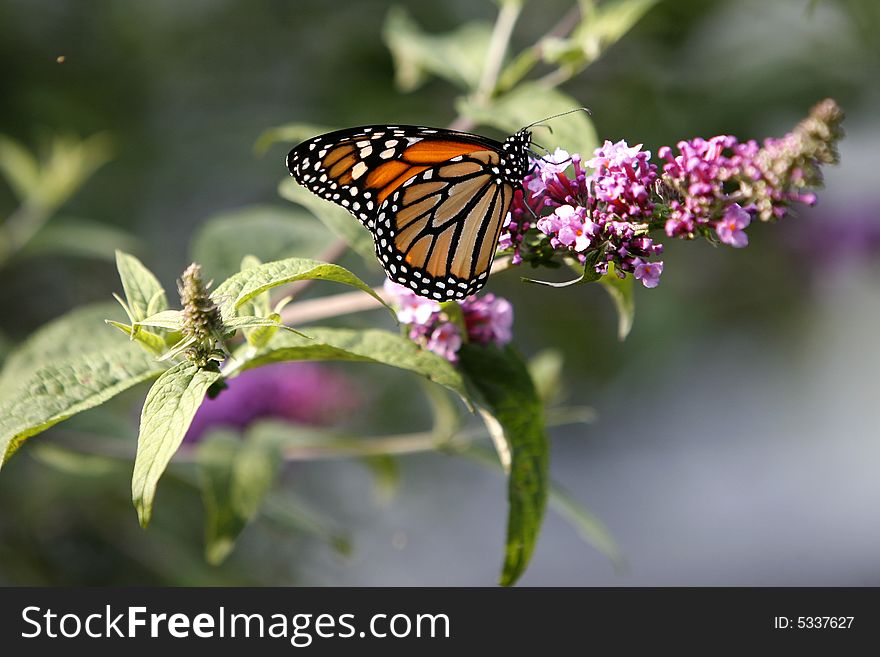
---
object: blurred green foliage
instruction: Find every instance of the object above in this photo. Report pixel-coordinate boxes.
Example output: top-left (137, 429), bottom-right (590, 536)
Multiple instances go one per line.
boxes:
top-left (0, 0), bottom-right (877, 585)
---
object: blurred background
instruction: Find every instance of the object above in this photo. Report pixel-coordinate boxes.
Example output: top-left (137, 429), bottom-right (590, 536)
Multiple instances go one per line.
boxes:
top-left (1, 0), bottom-right (878, 585)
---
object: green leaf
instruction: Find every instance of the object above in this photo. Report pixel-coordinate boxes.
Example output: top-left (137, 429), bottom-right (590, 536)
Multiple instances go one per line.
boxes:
top-left (497, 46), bottom-right (541, 94)
top-left (0, 302), bottom-right (127, 397)
top-left (223, 315), bottom-right (307, 341)
top-left (527, 349), bottom-right (564, 404)
top-left (236, 256), bottom-right (268, 327)
top-left (0, 135), bottom-right (41, 200)
top-left (598, 267), bottom-right (635, 340)
top-left (224, 315), bottom-right (285, 331)
top-left (197, 430), bottom-right (281, 565)
top-left (262, 492), bottom-right (351, 556)
top-left (211, 256), bottom-right (388, 320)
top-left (254, 122), bottom-right (334, 156)
top-left (19, 216), bottom-right (143, 261)
top-left (383, 7), bottom-right (493, 92)
top-left (115, 250), bottom-right (168, 322)
top-left (548, 481), bottom-right (626, 570)
top-left (535, 0), bottom-right (657, 76)
top-left (197, 433), bottom-right (243, 564)
top-left (458, 345), bottom-right (548, 586)
top-left (238, 313), bottom-right (284, 347)
top-left (457, 83), bottom-right (599, 157)
top-left (247, 318), bottom-right (280, 346)
top-left (278, 179), bottom-right (376, 263)
top-left (105, 320), bottom-right (168, 356)
top-left (362, 454), bottom-right (401, 504)
top-left (30, 443), bottom-right (119, 477)
top-left (132, 362), bottom-right (222, 527)
top-left (237, 327), bottom-right (468, 404)
top-left (133, 309), bottom-right (183, 331)
top-left (0, 345), bottom-right (165, 468)
top-left (423, 380), bottom-right (462, 440)
top-left (240, 254), bottom-right (262, 271)
top-left (573, 0), bottom-right (658, 64)
top-left (0, 133), bottom-right (112, 209)
top-left (0, 133), bottom-right (113, 265)
top-left (457, 444), bottom-right (624, 570)
top-left (190, 205), bottom-right (337, 282)
top-left (34, 133), bottom-right (114, 212)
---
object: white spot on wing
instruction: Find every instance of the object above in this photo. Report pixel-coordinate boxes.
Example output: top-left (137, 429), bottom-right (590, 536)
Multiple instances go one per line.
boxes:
top-left (351, 162), bottom-right (368, 180)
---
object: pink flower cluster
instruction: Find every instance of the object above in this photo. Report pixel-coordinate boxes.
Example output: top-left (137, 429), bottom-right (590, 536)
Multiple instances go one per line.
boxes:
top-left (660, 100), bottom-right (843, 245)
top-left (587, 140), bottom-right (657, 222)
top-left (498, 189), bottom-right (537, 266)
top-left (383, 280), bottom-right (513, 362)
top-left (505, 141), bottom-right (665, 287)
top-left (659, 135), bottom-right (754, 243)
top-left (495, 99), bottom-right (843, 289)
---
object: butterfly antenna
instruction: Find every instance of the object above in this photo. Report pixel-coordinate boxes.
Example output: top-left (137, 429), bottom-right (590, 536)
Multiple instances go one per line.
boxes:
top-left (524, 196), bottom-right (539, 220)
top-left (530, 148), bottom-right (575, 168)
top-left (522, 107), bottom-right (591, 131)
top-left (530, 123), bottom-right (555, 137)
top-left (529, 143), bottom-right (550, 158)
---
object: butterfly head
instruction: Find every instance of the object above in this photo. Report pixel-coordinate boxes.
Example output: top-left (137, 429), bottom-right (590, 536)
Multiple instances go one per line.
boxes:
top-left (499, 129), bottom-right (532, 186)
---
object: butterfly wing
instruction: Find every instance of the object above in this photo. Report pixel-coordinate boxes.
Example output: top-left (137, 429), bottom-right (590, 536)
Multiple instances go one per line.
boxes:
top-left (287, 125), bottom-right (522, 299)
top-left (376, 151), bottom-right (513, 299)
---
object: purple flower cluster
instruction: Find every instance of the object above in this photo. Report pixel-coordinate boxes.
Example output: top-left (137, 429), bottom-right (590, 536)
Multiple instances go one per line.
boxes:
top-left (658, 134), bottom-right (795, 245)
top-left (185, 362), bottom-right (362, 442)
top-left (503, 142), bottom-right (665, 287)
top-left (715, 203), bottom-right (751, 248)
top-left (659, 99), bottom-right (843, 245)
top-left (498, 188), bottom-right (536, 265)
top-left (461, 292), bottom-right (514, 345)
top-left (383, 280), bottom-right (513, 362)
top-left (496, 99), bottom-right (843, 289)
top-left (659, 134), bottom-right (751, 240)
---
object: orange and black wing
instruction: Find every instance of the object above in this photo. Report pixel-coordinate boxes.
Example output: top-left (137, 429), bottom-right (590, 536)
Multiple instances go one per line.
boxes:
top-left (375, 150), bottom-right (514, 299)
top-left (287, 125), bottom-right (528, 299)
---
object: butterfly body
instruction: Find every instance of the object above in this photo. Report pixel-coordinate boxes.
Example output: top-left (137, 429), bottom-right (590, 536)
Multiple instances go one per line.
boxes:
top-left (287, 125), bottom-right (531, 299)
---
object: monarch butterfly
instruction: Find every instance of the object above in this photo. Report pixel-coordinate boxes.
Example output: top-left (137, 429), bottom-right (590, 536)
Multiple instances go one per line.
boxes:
top-left (286, 124), bottom-right (532, 300)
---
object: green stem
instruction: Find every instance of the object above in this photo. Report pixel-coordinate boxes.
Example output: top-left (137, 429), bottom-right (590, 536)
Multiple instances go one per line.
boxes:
top-left (474, 0), bottom-right (524, 108)
top-left (497, 4), bottom-right (583, 93)
top-left (46, 406), bottom-right (591, 465)
top-left (535, 65), bottom-right (578, 89)
top-left (52, 426), bottom-right (477, 464)
top-left (195, 430), bottom-right (459, 461)
top-left (277, 254), bottom-right (514, 327)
